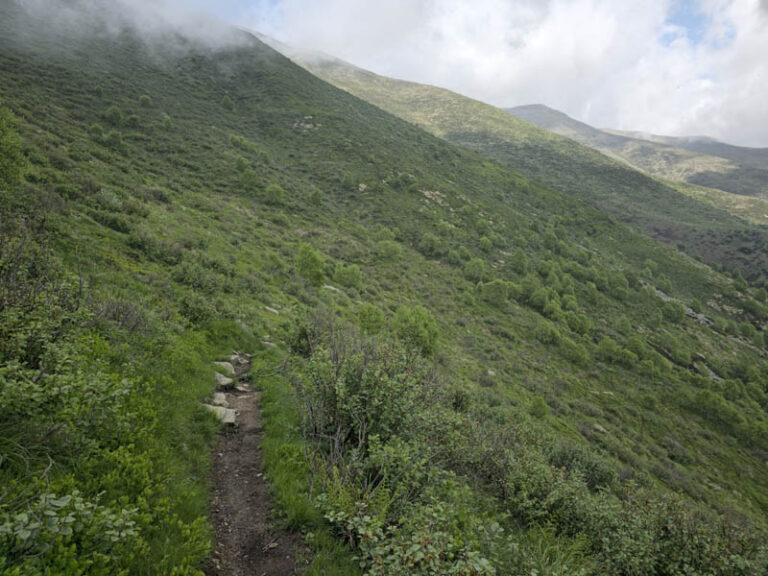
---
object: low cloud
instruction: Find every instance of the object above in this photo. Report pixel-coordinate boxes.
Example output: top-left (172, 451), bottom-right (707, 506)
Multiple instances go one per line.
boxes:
top-left (243, 0), bottom-right (768, 147)
top-left (14, 0), bottom-right (245, 51)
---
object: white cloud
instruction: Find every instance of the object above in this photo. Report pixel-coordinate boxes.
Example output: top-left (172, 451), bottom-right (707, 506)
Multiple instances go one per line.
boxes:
top-left (15, 0), bottom-right (243, 50)
top-left (241, 0), bottom-right (768, 147)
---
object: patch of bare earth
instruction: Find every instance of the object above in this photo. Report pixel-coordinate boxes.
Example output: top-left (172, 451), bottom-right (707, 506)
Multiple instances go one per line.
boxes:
top-left (206, 386), bottom-right (305, 576)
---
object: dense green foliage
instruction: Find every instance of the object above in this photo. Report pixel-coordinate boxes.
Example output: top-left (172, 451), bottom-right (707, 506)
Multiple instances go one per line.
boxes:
top-left (0, 3), bottom-right (766, 574)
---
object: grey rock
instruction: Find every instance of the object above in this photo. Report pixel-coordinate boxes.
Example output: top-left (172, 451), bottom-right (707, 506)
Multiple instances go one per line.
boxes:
top-left (213, 361), bottom-right (235, 376)
top-left (203, 404), bottom-right (237, 425)
top-left (212, 392), bottom-right (229, 407)
top-left (215, 372), bottom-right (234, 389)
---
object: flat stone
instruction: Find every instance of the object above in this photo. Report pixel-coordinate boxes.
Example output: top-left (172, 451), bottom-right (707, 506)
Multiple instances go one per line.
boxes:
top-left (212, 392), bottom-right (229, 407)
top-left (261, 341), bottom-right (277, 348)
top-left (593, 423), bottom-right (607, 434)
top-left (230, 351), bottom-right (252, 375)
top-left (215, 372), bottom-right (234, 389)
top-left (234, 382), bottom-right (251, 393)
top-left (264, 306), bottom-right (280, 315)
top-left (322, 285), bottom-right (342, 294)
top-left (203, 404), bottom-right (237, 425)
top-left (214, 361), bottom-right (235, 376)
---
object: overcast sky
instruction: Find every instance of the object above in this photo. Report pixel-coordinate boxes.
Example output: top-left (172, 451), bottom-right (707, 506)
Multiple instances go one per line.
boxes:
top-left (117, 0), bottom-right (768, 147)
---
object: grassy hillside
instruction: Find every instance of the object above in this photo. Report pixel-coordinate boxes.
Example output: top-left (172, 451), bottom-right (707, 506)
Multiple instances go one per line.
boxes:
top-left (508, 104), bottom-right (768, 202)
top-left (1, 4), bottom-right (767, 574)
top-left (284, 51), bottom-right (768, 284)
top-left (509, 105), bottom-right (768, 225)
top-left (609, 128), bottom-right (768, 171)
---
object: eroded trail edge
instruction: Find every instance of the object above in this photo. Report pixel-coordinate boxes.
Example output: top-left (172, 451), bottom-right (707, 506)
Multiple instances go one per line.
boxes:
top-left (206, 356), bottom-right (302, 576)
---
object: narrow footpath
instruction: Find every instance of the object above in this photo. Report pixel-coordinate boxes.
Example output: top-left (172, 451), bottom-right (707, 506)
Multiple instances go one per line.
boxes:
top-left (205, 355), bottom-right (302, 576)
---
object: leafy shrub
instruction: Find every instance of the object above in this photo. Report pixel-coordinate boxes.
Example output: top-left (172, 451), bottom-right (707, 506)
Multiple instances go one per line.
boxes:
top-left (103, 105), bottom-right (123, 126)
top-left (560, 337), bottom-right (589, 365)
top-left (596, 337), bottom-right (621, 363)
top-left (418, 232), bottom-right (444, 257)
top-left (393, 305), bottom-right (439, 357)
top-left (530, 396), bottom-right (549, 418)
top-left (662, 301), bottom-right (686, 323)
top-left (509, 248), bottom-right (528, 274)
top-left (534, 320), bottom-right (560, 344)
top-left (358, 303), bottom-right (385, 335)
top-left (334, 263), bottom-right (363, 290)
top-left (264, 182), bottom-right (284, 205)
top-left (375, 240), bottom-right (402, 261)
top-left (221, 95), bottom-right (235, 111)
top-left (89, 122), bottom-right (104, 139)
top-left (547, 442), bottom-right (616, 491)
top-left (463, 258), bottom-right (485, 282)
top-left (104, 130), bottom-right (125, 151)
top-left (296, 242), bottom-right (325, 286)
top-left (138, 94), bottom-right (152, 108)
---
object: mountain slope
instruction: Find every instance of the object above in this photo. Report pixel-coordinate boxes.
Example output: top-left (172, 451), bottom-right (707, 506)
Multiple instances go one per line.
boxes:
top-left (509, 104), bottom-right (768, 201)
top-left (281, 50), bottom-right (768, 283)
top-left (1, 3), bottom-right (767, 574)
top-left (608, 128), bottom-right (768, 171)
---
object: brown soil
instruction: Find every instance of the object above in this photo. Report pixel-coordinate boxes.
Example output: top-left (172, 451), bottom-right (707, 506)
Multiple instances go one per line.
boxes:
top-left (206, 388), bottom-right (304, 576)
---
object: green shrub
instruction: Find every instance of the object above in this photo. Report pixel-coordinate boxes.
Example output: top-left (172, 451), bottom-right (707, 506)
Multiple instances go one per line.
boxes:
top-left (662, 301), bottom-right (686, 323)
top-left (104, 105), bottom-right (123, 126)
top-left (418, 232), bottom-right (444, 257)
top-left (596, 337), bottom-right (621, 363)
top-left (375, 240), bottom-right (402, 261)
top-left (393, 305), bottom-right (439, 356)
top-left (463, 258), bottom-right (485, 282)
top-left (296, 243), bottom-right (325, 286)
top-left (264, 182), bottom-right (284, 205)
top-left (221, 95), bottom-right (235, 112)
top-left (89, 122), bottom-right (104, 139)
top-left (530, 396), bottom-right (549, 418)
top-left (358, 303), bottom-right (385, 335)
top-left (334, 263), bottom-right (363, 290)
top-left (138, 94), bottom-right (152, 108)
top-left (534, 320), bottom-right (560, 344)
top-left (509, 248), bottom-right (528, 274)
top-left (560, 337), bottom-right (588, 365)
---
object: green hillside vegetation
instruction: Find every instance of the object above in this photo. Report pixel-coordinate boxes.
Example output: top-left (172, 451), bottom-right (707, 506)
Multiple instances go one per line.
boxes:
top-left (608, 128), bottom-right (768, 171)
top-left (1, 4), bottom-right (768, 575)
top-left (508, 104), bottom-right (768, 202)
top-left (666, 180), bottom-right (768, 227)
top-left (284, 51), bottom-right (768, 284)
top-left (508, 105), bottom-right (768, 229)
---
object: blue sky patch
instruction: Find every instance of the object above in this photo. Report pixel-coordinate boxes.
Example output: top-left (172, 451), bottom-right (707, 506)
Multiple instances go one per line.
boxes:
top-left (663, 0), bottom-right (709, 46)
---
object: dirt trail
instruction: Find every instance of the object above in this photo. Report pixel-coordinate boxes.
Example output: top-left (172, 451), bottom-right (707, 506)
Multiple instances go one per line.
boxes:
top-left (206, 388), bottom-right (303, 576)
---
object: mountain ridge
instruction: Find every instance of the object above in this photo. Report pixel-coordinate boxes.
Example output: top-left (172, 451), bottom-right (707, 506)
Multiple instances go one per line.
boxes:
top-left (507, 103), bottom-right (768, 200)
